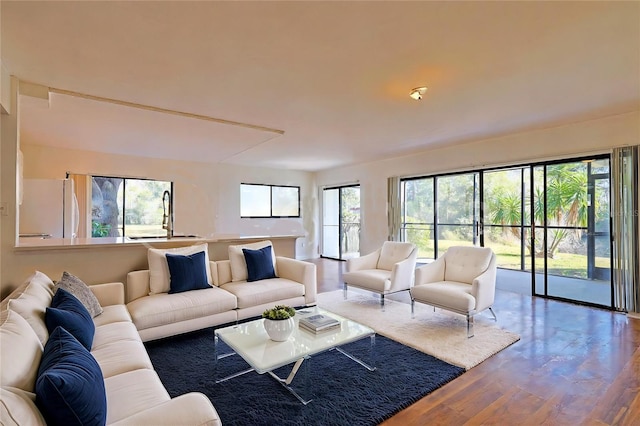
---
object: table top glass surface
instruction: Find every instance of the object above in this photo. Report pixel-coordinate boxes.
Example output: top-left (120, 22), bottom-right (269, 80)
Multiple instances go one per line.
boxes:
top-left (215, 307), bottom-right (374, 374)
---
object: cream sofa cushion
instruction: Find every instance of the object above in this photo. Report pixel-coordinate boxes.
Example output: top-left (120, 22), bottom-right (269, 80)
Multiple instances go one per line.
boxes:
top-left (103, 369), bottom-right (170, 425)
top-left (443, 246), bottom-right (493, 284)
top-left (0, 387), bottom-right (46, 426)
top-left (377, 241), bottom-right (416, 271)
top-left (148, 244), bottom-right (212, 295)
top-left (342, 269), bottom-right (391, 292)
top-left (5, 271), bottom-right (54, 344)
top-left (410, 281), bottom-right (476, 311)
top-left (93, 305), bottom-right (132, 328)
top-left (228, 240), bottom-right (276, 282)
top-left (127, 286), bottom-right (237, 331)
top-left (92, 322), bottom-right (143, 350)
top-left (0, 310), bottom-right (43, 391)
top-left (221, 278), bottom-right (304, 309)
top-left (91, 340), bottom-right (154, 378)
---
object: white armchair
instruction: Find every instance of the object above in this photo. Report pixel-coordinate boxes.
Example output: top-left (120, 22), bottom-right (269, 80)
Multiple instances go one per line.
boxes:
top-left (343, 241), bottom-right (418, 308)
top-left (410, 246), bottom-right (497, 338)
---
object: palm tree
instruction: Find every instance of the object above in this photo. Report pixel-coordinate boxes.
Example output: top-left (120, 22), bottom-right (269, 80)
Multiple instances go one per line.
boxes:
top-left (487, 163), bottom-right (589, 258)
top-left (537, 164), bottom-right (588, 258)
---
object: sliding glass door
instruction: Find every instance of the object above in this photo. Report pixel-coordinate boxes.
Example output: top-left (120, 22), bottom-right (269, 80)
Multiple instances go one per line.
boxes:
top-left (533, 158), bottom-right (612, 306)
top-left (400, 155), bottom-right (613, 308)
top-left (321, 185), bottom-right (360, 260)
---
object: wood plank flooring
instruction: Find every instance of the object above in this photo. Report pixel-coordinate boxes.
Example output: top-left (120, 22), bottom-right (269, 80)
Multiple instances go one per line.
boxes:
top-left (308, 258), bottom-right (640, 425)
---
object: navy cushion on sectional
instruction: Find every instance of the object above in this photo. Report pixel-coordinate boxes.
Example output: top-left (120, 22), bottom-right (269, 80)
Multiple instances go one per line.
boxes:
top-left (35, 326), bottom-right (107, 426)
top-left (46, 287), bottom-right (95, 350)
top-left (243, 246), bottom-right (278, 282)
top-left (166, 250), bottom-right (211, 294)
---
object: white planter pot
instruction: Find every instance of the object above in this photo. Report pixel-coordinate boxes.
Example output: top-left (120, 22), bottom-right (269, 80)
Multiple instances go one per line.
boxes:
top-left (263, 318), bottom-right (295, 341)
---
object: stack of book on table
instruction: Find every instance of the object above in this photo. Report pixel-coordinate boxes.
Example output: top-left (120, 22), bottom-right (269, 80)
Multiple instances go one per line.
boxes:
top-left (299, 313), bottom-right (340, 333)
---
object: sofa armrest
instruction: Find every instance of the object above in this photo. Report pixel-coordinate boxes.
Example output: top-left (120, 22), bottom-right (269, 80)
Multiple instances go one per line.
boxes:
top-left (346, 249), bottom-right (380, 272)
top-left (389, 247), bottom-right (418, 292)
top-left (414, 256), bottom-right (446, 286)
top-left (211, 260), bottom-right (232, 286)
top-left (126, 270), bottom-right (150, 303)
top-left (90, 282), bottom-right (124, 306)
top-left (109, 393), bottom-right (221, 426)
top-left (471, 253), bottom-right (497, 312)
top-left (276, 256), bottom-right (317, 306)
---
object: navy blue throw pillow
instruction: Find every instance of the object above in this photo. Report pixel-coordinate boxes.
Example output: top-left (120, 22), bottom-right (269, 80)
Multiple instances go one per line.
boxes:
top-left (46, 287), bottom-right (95, 350)
top-left (166, 250), bottom-right (211, 294)
top-left (243, 246), bottom-right (277, 282)
top-left (36, 327), bottom-right (107, 426)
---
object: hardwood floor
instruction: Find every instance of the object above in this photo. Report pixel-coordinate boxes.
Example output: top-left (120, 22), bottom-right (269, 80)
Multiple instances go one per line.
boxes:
top-left (307, 258), bottom-right (640, 425)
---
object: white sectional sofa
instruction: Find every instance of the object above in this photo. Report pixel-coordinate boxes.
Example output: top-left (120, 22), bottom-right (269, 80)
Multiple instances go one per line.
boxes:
top-left (126, 241), bottom-right (317, 342)
top-left (0, 271), bottom-right (220, 426)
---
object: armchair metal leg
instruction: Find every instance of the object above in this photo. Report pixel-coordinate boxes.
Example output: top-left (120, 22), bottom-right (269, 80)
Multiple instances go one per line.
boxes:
top-left (488, 307), bottom-right (497, 321)
top-left (411, 299), bottom-right (415, 319)
top-left (380, 294), bottom-right (385, 311)
top-left (343, 284), bottom-right (348, 300)
top-left (467, 315), bottom-right (474, 338)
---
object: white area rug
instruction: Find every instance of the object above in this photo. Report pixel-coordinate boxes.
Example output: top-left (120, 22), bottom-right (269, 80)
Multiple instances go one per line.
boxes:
top-left (317, 290), bottom-right (520, 370)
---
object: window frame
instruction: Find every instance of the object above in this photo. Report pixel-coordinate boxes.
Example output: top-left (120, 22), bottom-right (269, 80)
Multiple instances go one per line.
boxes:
top-left (240, 183), bottom-right (301, 218)
top-left (85, 174), bottom-right (173, 237)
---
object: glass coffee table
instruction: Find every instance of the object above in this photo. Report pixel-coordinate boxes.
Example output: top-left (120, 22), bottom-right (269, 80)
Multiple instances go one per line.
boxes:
top-left (214, 307), bottom-right (376, 404)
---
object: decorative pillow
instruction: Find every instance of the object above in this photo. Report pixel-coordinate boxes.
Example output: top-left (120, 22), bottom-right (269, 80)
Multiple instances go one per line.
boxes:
top-left (45, 288), bottom-right (95, 350)
top-left (0, 309), bottom-right (43, 392)
top-left (243, 246), bottom-right (278, 282)
top-left (166, 251), bottom-right (212, 294)
top-left (6, 271), bottom-right (55, 345)
top-left (54, 271), bottom-right (103, 318)
top-left (0, 271), bottom-right (54, 312)
top-left (148, 243), bottom-right (212, 294)
top-left (35, 327), bottom-right (107, 426)
top-left (0, 387), bottom-right (46, 426)
top-left (228, 240), bottom-right (276, 282)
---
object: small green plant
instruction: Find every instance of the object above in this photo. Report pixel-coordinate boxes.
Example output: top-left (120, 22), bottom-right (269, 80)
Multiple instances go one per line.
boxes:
top-left (91, 221), bottom-right (112, 237)
top-left (262, 305), bottom-right (296, 320)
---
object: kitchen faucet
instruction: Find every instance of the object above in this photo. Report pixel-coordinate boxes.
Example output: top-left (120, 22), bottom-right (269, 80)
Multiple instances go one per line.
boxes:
top-left (162, 190), bottom-right (173, 239)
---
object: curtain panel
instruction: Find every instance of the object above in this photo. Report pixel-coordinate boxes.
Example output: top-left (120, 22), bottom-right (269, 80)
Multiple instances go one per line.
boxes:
top-left (387, 177), bottom-right (401, 241)
top-left (611, 145), bottom-right (640, 315)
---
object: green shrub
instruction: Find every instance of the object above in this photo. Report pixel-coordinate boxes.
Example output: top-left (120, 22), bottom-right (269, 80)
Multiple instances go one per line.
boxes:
top-left (262, 305), bottom-right (296, 320)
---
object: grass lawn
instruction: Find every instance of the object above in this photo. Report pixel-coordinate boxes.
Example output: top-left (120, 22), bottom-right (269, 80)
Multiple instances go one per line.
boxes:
top-left (416, 239), bottom-right (609, 279)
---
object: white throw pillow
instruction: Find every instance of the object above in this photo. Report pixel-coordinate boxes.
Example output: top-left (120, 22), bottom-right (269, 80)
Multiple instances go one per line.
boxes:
top-left (228, 240), bottom-right (276, 282)
top-left (0, 387), bottom-right (46, 426)
top-left (6, 271), bottom-right (55, 345)
top-left (148, 243), bottom-right (212, 295)
top-left (0, 310), bottom-right (43, 392)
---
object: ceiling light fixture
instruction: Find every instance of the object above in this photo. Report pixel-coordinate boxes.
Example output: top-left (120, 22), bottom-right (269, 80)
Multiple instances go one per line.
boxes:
top-left (409, 86), bottom-right (428, 100)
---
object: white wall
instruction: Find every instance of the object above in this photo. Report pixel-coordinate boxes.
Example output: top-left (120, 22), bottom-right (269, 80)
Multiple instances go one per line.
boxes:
top-left (316, 111), bottom-right (640, 255)
top-left (19, 143), bottom-right (317, 256)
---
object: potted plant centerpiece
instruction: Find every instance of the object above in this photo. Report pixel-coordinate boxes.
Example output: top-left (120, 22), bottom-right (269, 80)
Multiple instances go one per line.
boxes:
top-left (262, 305), bottom-right (296, 341)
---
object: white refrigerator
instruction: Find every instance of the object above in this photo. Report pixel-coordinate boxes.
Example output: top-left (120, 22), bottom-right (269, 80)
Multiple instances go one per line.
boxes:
top-left (19, 179), bottom-right (79, 238)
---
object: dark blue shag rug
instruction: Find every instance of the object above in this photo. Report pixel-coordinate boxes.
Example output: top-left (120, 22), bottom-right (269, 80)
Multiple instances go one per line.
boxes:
top-left (145, 327), bottom-right (464, 426)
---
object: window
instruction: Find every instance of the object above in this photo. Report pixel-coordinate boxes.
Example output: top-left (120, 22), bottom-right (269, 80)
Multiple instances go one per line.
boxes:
top-left (89, 176), bottom-right (172, 237)
top-left (240, 183), bottom-right (300, 218)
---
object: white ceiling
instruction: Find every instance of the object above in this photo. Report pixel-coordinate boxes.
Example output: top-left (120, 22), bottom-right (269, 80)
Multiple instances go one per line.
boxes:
top-left (2, 1), bottom-right (639, 172)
